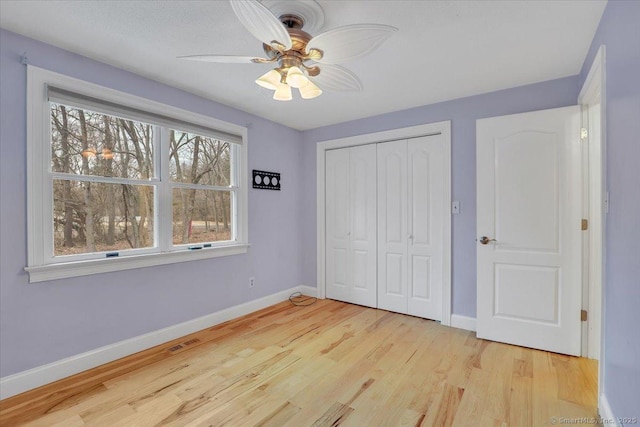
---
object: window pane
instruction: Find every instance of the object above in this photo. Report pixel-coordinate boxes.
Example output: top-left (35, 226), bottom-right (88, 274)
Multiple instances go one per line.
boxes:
top-left (53, 180), bottom-right (155, 256)
top-left (169, 131), bottom-right (231, 186)
top-left (50, 103), bottom-right (154, 180)
top-left (172, 188), bottom-right (232, 245)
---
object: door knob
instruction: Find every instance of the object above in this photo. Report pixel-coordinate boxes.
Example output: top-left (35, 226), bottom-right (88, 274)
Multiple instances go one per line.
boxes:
top-left (479, 236), bottom-right (497, 245)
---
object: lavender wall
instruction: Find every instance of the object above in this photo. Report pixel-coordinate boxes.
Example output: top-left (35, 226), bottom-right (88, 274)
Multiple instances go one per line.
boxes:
top-left (579, 1), bottom-right (640, 419)
top-left (0, 29), bottom-right (303, 377)
top-left (300, 77), bottom-right (581, 317)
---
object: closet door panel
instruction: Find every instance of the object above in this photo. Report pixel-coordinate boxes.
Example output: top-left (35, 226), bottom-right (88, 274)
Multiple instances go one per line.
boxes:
top-left (377, 140), bottom-right (408, 313)
top-left (411, 256), bottom-right (431, 299)
top-left (385, 253), bottom-right (404, 295)
top-left (349, 144), bottom-right (377, 307)
top-left (408, 136), bottom-right (444, 320)
top-left (325, 148), bottom-right (351, 303)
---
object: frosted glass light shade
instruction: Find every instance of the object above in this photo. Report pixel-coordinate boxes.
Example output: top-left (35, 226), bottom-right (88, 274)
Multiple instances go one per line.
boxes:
top-left (299, 80), bottom-right (323, 99)
top-left (286, 66), bottom-right (309, 88)
top-left (255, 70), bottom-right (281, 90)
top-left (273, 83), bottom-right (292, 101)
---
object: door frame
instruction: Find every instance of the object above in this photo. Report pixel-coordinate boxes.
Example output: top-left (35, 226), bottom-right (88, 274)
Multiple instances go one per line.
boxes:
top-left (316, 121), bottom-right (452, 325)
top-left (578, 45), bottom-right (606, 385)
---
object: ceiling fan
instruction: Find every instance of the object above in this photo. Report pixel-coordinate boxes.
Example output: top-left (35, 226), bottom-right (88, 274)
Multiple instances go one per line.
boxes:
top-left (179, 0), bottom-right (397, 101)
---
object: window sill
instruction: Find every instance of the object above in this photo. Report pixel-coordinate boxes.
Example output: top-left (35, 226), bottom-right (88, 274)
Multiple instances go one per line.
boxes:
top-left (24, 243), bottom-right (250, 283)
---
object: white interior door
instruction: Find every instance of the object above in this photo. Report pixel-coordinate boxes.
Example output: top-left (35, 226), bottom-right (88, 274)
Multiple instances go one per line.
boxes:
top-left (408, 136), bottom-right (444, 320)
top-left (377, 140), bottom-right (408, 314)
top-left (325, 145), bottom-right (377, 308)
top-left (476, 106), bottom-right (582, 356)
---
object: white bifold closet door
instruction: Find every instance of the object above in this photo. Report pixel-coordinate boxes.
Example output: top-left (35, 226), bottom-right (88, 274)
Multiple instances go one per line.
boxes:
top-left (377, 136), bottom-right (445, 320)
top-left (325, 144), bottom-right (377, 308)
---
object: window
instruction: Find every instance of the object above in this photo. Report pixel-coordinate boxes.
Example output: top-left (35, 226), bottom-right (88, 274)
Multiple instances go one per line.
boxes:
top-left (26, 66), bottom-right (248, 282)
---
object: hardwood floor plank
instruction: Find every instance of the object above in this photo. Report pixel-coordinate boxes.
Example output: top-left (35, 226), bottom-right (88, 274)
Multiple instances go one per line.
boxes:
top-left (114, 392), bottom-right (184, 426)
top-left (0, 299), bottom-right (598, 426)
top-left (451, 392), bottom-right (483, 427)
top-left (254, 400), bottom-right (302, 427)
top-left (311, 402), bottom-right (354, 427)
top-left (343, 320), bottom-right (439, 426)
top-left (79, 403), bottom-right (135, 426)
top-left (180, 389), bottom-right (289, 427)
top-left (480, 342), bottom-right (515, 423)
top-left (551, 353), bottom-right (598, 410)
top-left (509, 376), bottom-right (532, 427)
top-left (531, 350), bottom-right (559, 427)
top-left (160, 350), bottom-right (301, 426)
top-left (395, 408), bottom-right (425, 427)
top-left (431, 383), bottom-right (465, 427)
top-left (50, 414), bottom-right (86, 427)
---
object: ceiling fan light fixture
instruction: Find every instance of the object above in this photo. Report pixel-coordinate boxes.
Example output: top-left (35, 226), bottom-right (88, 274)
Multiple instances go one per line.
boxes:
top-left (182, 1), bottom-right (397, 101)
top-left (285, 66), bottom-right (309, 88)
top-left (299, 80), bottom-right (322, 99)
top-left (273, 83), bottom-right (293, 101)
top-left (255, 69), bottom-right (282, 90)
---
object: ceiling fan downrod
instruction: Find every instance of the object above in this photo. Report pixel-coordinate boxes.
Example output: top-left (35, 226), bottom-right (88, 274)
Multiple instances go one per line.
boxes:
top-left (279, 14), bottom-right (304, 29)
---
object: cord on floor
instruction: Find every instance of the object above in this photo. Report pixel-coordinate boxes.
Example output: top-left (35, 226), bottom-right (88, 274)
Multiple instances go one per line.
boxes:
top-left (289, 291), bottom-right (317, 306)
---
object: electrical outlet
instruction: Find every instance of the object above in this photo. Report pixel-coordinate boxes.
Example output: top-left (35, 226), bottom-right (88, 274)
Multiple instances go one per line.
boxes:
top-left (249, 277), bottom-right (255, 288)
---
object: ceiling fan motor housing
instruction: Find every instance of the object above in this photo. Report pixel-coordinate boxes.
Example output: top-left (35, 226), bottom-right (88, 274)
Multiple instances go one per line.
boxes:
top-left (262, 17), bottom-right (322, 79)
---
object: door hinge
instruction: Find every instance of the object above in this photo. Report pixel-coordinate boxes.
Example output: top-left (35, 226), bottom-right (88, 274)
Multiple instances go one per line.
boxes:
top-left (581, 128), bottom-right (588, 140)
top-left (581, 219), bottom-right (589, 230)
top-left (581, 309), bottom-right (588, 322)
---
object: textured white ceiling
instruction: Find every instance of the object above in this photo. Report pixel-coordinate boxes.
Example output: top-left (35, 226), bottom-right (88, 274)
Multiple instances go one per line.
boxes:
top-left (0, 1), bottom-right (606, 130)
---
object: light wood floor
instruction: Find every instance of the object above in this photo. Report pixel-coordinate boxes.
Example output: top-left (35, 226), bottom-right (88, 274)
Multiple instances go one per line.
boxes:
top-left (0, 298), bottom-right (598, 427)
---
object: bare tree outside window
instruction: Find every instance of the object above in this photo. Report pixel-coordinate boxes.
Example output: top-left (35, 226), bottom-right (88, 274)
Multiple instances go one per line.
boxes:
top-left (50, 104), bottom-right (235, 257)
top-left (28, 68), bottom-right (247, 280)
top-left (51, 103), bottom-right (154, 256)
top-left (169, 131), bottom-right (233, 245)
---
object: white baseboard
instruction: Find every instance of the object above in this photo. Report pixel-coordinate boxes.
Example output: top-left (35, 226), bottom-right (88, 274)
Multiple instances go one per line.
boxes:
top-left (298, 284), bottom-right (318, 297)
top-left (599, 393), bottom-right (621, 427)
top-left (0, 285), bottom-right (307, 400)
top-left (450, 314), bottom-right (477, 332)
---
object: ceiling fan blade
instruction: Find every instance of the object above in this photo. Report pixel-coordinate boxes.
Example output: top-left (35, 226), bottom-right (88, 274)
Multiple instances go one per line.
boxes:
top-left (310, 64), bottom-right (363, 92)
top-left (306, 24), bottom-right (398, 64)
top-left (178, 55), bottom-right (259, 63)
top-left (229, 0), bottom-right (292, 50)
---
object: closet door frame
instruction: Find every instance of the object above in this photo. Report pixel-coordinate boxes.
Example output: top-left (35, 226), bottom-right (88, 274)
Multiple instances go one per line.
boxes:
top-left (316, 121), bottom-right (452, 326)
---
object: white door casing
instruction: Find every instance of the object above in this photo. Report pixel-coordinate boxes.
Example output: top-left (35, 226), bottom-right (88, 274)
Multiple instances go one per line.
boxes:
top-left (476, 106), bottom-right (582, 356)
top-left (325, 144), bottom-right (377, 308)
top-left (578, 45), bottom-right (606, 362)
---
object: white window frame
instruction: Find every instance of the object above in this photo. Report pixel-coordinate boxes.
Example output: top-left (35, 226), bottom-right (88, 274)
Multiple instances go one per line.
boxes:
top-left (25, 66), bottom-right (249, 283)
